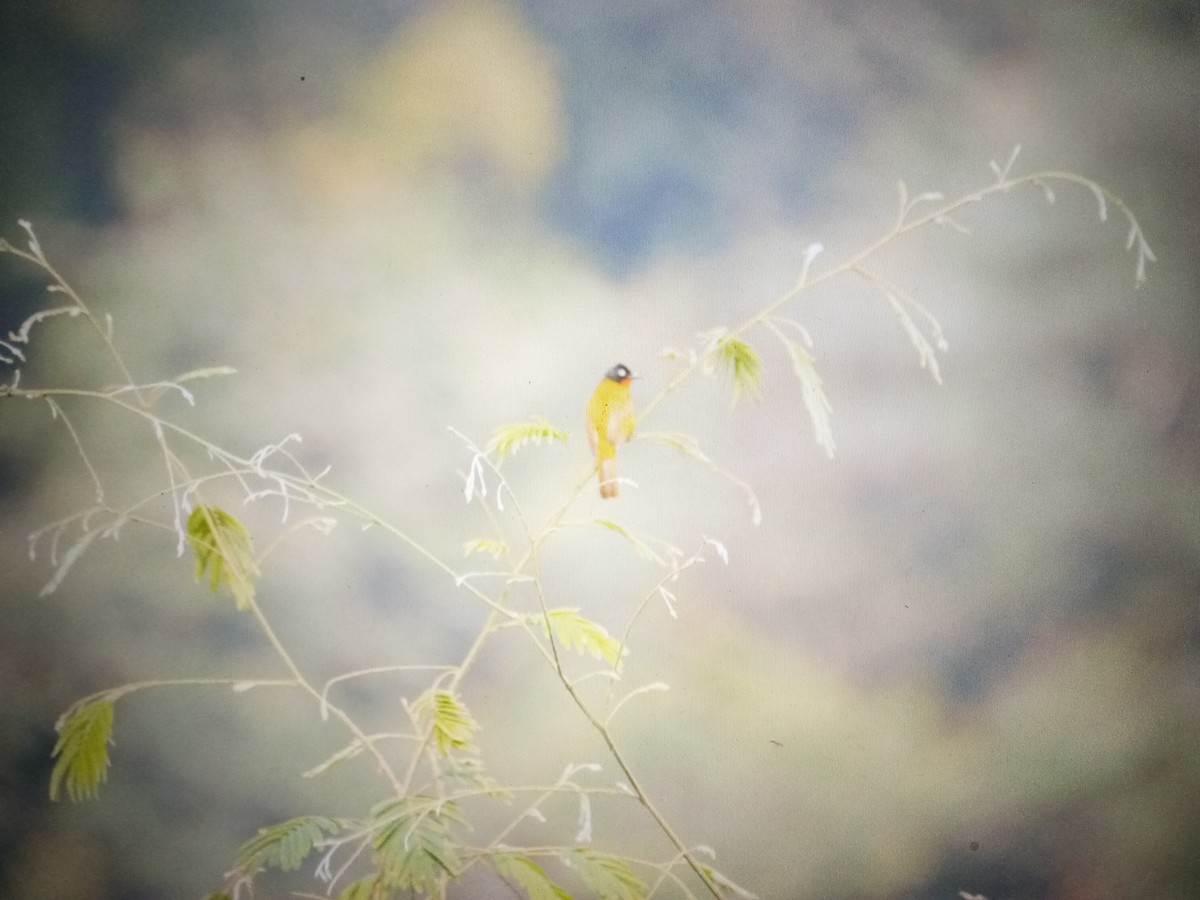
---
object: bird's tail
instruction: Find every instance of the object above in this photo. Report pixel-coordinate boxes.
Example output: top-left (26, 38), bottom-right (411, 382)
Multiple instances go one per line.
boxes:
top-left (598, 456), bottom-right (618, 498)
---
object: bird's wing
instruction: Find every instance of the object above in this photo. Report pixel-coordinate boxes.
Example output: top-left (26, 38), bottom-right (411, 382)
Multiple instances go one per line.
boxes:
top-left (586, 414), bottom-right (600, 454)
top-left (606, 399), bottom-right (632, 445)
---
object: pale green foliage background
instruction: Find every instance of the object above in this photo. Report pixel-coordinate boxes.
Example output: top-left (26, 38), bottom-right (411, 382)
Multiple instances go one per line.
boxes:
top-left (1, 2), bottom-right (1198, 898)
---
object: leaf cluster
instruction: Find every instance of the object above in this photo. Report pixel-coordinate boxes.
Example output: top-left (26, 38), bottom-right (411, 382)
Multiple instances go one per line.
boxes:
top-left (413, 689), bottom-right (480, 756)
top-left (541, 608), bottom-right (624, 668)
top-left (704, 333), bottom-right (763, 407)
top-left (488, 418), bottom-right (569, 464)
top-left (221, 799), bottom-right (466, 898)
top-left (50, 698), bottom-right (114, 802)
top-left (369, 796), bottom-right (466, 892)
top-left (495, 852), bottom-right (572, 900)
top-left (570, 849), bottom-right (647, 900)
top-left (232, 815), bottom-right (343, 875)
top-left (187, 504), bottom-right (259, 609)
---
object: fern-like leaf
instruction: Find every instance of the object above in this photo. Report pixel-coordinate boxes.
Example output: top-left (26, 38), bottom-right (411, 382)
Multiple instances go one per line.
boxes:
top-left (541, 609), bottom-right (624, 667)
top-left (712, 336), bottom-right (763, 406)
top-left (187, 505), bottom-right (259, 609)
top-left (593, 518), bottom-right (672, 565)
top-left (371, 795), bottom-right (465, 892)
top-left (645, 431), bottom-right (712, 463)
top-left (443, 756), bottom-right (510, 799)
top-left (568, 849), bottom-right (646, 900)
top-left (487, 418), bottom-right (568, 464)
top-left (38, 527), bottom-right (99, 597)
top-left (640, 431), bottom-right (763, 524)
top-left (232, 816), bottom-right (342, 875)
top-left (880, 288), bottom-right (944, 384)
top-left (495, 852), bottom-right (571, 900)
top-left (336, 874), bottom-right (383, 900)
top-left (413, 689), bottom-right (480, 756)
top-left (463, 537), bottom-right (507, 559)
top-left (772, 330), bottom-right (835, 458)
top-left (50, 698), bottom-right (114, 802)
top-left (703, 865), bottom-right (761, 899)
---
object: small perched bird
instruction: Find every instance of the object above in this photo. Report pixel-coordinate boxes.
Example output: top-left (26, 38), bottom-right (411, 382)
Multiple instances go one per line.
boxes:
top-left (585, 363), bottom-right (636, 498)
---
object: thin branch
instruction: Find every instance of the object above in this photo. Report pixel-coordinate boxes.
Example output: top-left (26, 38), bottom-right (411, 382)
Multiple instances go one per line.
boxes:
top-left (45, 397), bottom-right (105, 503)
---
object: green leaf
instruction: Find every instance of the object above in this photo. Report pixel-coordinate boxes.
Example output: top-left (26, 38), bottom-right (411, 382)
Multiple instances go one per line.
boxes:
top-left (773, 331), bottom-right (835, 458)
top-left (336, 874), bottom-right (383, 900)
top-left (187, 505), bottom-right (259, 609)
top-left (712, 336), bottom-right (763, 406)
top-left (442, 756), bottom-right (511, 799)
top-left (639, 432), bottom-right (762, 525)
top-left (302, 738), bottom-right (367, 778)
top-left (487, 418), bottom-right (569, 464)
top-left (879, 287), bottom-right (945, 385)
top-left (495, 852), bottom-right (571, 900)
top-left (463, 537), bottom-right (507, 559)
top-left (541, 609), bottom-right (623, 667)
top-left (50, 698), bottom-right (114, 802)
top-left (38, 527), bottom-right (99, 597)
top-left (202, 893), bottom-right (234, 900)
top-left (171, 365), bottom-right (238, 384)
top-left (645, 431), bottom-right (712, 464)
top-left (232, 816), bottom-right (342, 875)
top-left (413, 689), bottom-right (479, 756)
top-left (568, 849), bottom-right (645, 900)
top-left (703, 865), bottom-right (761, 899)
top-left (593, 518), bottom-right (672, 565)
top-left (371, 795), bottom-right (465, 892)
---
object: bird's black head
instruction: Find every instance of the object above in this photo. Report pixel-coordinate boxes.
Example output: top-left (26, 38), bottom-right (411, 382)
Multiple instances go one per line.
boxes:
top-left (605, 363), bottom-right (633, 382)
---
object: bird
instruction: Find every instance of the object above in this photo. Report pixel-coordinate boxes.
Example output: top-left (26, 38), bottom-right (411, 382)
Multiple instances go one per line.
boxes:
top-left (585, 363), bottom-right (636, 498)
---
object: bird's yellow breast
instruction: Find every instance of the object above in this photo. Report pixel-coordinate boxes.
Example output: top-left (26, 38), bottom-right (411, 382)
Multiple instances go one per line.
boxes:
top-left (586, 378), bottom-right (635, 459)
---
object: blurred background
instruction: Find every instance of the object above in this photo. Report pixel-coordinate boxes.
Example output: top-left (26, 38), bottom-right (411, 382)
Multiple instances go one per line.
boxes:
top-left (1, 1), bottom-right (1198, 898)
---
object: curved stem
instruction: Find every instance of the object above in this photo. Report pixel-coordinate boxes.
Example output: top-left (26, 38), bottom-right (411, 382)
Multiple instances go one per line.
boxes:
top-left (244, 597), bottom-right (406, 795)
top-left (637, 168), bottom-right (1150, 426)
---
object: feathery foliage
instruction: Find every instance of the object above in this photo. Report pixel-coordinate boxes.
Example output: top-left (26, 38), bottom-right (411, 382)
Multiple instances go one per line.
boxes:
top-left (487, 418), bottom-right (569, 463)
top-left (336, 874), bottom-right (383, 900)
top-left (540, 609), bottom-right (624, 667)
top-left (232, 816), bottom-right (342, 875)
top-left (709, 334), bottom-right (764, 406)
top-left (413, 689), bottom-right (480, 756)
top-left (463, 537), bottom-right (508, 559)
top-left (569, 849), bottom-right (646, 900)
top-left (703, 864), bottom-right (761, 899)
top-left (187, 505), bottom-right (259, 609)
top-left (494, 852), bottom-right (572, 900)
top-left (371, 796), bottom-right (466, 891)
top-left (593, 517), bottom-right (676, 565)
top-left (49, 698), bottom-right (114, 802)
top-left (764, 319), bottom-right (836, 458)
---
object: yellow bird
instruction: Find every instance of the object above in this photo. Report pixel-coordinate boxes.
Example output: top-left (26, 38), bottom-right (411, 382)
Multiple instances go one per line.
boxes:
top-left (585, 363), bottom-right (636, 498)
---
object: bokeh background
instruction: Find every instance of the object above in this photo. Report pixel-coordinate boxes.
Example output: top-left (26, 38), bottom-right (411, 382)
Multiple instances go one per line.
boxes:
top-left (1, 1), bottom-right (1198, 898)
